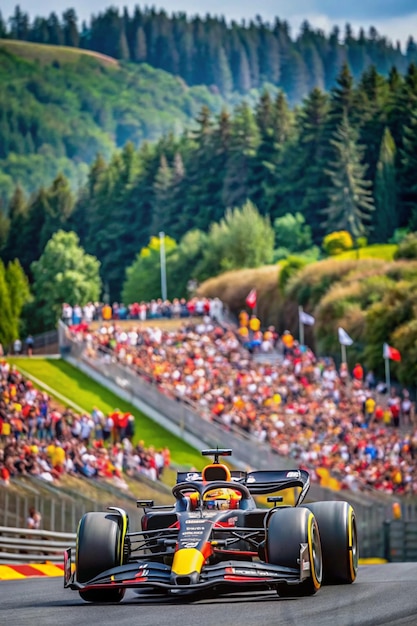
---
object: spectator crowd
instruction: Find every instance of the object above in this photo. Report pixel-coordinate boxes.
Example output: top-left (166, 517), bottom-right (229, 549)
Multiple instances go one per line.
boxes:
top-left (66, 296), bottom-right (417, 497)
top-left (3, 293), bottom-right (417, 500)
top-left (0, 361), bottom-right (170, 489)
top-left (62, 296), bottom-right (224, 326)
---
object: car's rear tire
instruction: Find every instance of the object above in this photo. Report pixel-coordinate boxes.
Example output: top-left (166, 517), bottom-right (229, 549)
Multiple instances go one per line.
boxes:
top-left (304, 501), bottom-right (358, 584)
top-left (266, 507), bottom-right (322, 597)
top-left (76, 512), bottom-right (126, 603)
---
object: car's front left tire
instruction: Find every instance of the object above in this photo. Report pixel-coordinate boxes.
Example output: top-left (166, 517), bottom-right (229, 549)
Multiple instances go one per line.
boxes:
top-left (76, 511), bottom-right (126, 603)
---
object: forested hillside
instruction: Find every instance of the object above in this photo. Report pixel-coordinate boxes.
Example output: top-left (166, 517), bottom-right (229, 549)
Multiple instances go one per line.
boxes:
top-left (0, 41), bottom-right (224, 201)
top-left (1, 4), bottom-right (417, 202)
top-left (2, 5), bottom-right (417, 98)
top-left (1, 6), bottom-right (417, 382)
top-left (2, 61), bottom-right (417, 305)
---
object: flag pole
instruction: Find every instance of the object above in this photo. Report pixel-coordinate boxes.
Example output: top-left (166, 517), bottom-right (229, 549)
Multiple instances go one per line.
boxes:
top-left (385, 356), bottom-right (391, 395)
top-left (341, 343), bottom-right (347, 365)
top-left (298, 306), bottom-right (304, 346)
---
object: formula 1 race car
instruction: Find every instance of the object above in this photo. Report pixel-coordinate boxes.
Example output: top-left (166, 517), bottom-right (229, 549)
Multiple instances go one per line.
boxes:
top-left (64, 449), bottom-right (358, 602)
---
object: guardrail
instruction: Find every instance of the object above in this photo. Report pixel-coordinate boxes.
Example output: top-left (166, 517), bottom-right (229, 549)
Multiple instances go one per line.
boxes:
top-left (0, 526), bottom-right (75, 564)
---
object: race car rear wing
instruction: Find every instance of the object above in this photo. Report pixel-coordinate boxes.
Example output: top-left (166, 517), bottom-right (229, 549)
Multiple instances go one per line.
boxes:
top-left (245, 469), bottom-right (310, 505)
top-left (176, 468), bottom-right (310, 506)
top-left (176, 470), bottom-right (247, 483)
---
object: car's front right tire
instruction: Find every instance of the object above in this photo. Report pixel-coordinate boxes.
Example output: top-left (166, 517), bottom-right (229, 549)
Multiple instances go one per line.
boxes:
top-left (266, 507), bottom-right (322, 597)
top-left (304, 501), bottom-right (358, 584)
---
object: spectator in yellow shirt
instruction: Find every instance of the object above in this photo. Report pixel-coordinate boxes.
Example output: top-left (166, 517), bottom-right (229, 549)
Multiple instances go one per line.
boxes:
top-left (239, 310), bottom-right (249, 327)
top-left (249, 315), bottom-right (261, 332)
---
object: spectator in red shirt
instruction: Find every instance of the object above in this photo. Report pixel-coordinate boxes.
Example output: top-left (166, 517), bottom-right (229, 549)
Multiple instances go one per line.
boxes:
top-left (352, 363), bottom-right (364, 382)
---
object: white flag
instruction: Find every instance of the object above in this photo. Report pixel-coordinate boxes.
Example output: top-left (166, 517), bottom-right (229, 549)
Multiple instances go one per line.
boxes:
top-left (338, 327), bottom-right (354, 346)
top-left (299, 310), bottom-right (315, 326)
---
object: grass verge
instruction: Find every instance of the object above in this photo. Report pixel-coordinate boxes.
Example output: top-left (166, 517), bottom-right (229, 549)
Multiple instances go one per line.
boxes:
top-left (7, 356), bottom-right (204, 471)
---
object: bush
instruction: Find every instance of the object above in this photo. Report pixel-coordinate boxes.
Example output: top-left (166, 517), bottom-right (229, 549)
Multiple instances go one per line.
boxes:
top-left (278, 256), bottom-right (307, 293)
top-left (394, 232), bottom-right (417, 260)
top-left (322, 231), bottom-right (353, 256)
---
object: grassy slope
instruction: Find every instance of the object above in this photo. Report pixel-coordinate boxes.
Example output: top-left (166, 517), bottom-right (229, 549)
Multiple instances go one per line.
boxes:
top-left (0, 39), bottom-right (224, 200)
top-left (0, 39), bottom-right (119, 67)
top-left (7, 356), bottom-right (204, 471)
top-left (336, 244), bottom-right (397, 261)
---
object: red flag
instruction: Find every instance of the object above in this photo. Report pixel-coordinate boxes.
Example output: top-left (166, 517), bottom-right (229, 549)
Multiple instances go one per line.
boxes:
top-left (245, 288), bottom-right (257, 309)
top-left (383, 343), bottom-right (401, 362)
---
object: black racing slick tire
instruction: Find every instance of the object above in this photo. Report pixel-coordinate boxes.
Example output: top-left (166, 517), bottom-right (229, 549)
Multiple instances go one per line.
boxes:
top-left (76, 512), bottom-right (126, 603)
top-left (305, 501), bottom-right (358, 585)
top-left (266, 507), bottom-right (322, 597)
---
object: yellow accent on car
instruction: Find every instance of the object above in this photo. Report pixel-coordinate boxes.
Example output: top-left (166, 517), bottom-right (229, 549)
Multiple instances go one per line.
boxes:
top-left (118, 511), bottom-right (128, 565)
top-left (307, 513), bottom-right (321, 590)
top-left (108, 507), bottom-right (129, 565)
top-left (347, 505), bottom-right (357, 581)
top-left (172, 548), bottom-right (205, 576)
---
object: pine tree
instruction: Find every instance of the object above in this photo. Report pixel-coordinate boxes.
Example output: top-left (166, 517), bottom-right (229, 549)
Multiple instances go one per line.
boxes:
top-left (259, 30), bottom-right (280, 84)
top-left (250, 90), bottom-right (273, 212)
top-left (323, 114), bottom-right (374, 239)
top-left (222, 102), bottom-right (259, 210)
top-left (324, 27), bottom-right (347, 90)
top-left (212, 46), bottom-right (233, 96)
top-left (9, 5), bottom-right (30, 40)
top-left (356, 66), bottom-right (389, 184)
top-left (2, 185), bottom-right (27, 265)
top-left (260, 91), bottom-right (295, 219)
top-left (178, 106), bottom-right (214, 230)
top-left (6, 259), bottom-right (31, 327)
top-left (0, 11), bottom-right (6, 39)
top-left (88, 142), bottom-right (141, 300)
top-left (180, 107), bottom-right (233, 232)
top-left (0, 208), bottom-right (9, 253)
top-left (41, 173), bottom-right (74, 249)
top-left (47, 13), bottom-right (64, 46)
top-left (400, 108), bottom-right (417, 227)
top-left (234, 44), bottom-right (251, 93)
top-left (289, 88), bottom-right (330, 243)
top-left (328, 62), bottom-right (356, 126)
top-left (373, 128), bottom-right (398, 242)
top-left (18, 187), bottom-right (49, 276)
top-left (280, 49), bottom-right (308, 104)
top-left (303, 42), bottom-right (325, 92)
top-left (0, 259), bottom-right (15, 350)
top-left (132, 26), bottom-right (147, 61)
top-left (62, 9), bottom-right (80, 47)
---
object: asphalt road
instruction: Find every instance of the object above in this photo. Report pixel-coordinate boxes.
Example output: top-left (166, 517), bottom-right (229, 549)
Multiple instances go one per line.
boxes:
top-left (1, 564), bottom-right (417, 626)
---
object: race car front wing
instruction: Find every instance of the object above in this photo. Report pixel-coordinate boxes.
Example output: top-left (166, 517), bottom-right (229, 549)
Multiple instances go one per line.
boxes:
top-left (64, 543), bottom-right (311, 593)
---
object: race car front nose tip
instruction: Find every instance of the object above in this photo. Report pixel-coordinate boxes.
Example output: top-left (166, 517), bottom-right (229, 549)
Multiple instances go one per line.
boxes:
top-left (170, 571), bottom-right (200, 586)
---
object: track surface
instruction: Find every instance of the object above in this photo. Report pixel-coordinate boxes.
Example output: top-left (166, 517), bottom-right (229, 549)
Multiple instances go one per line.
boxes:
top-left (1, 564), bottom-right (417, 625)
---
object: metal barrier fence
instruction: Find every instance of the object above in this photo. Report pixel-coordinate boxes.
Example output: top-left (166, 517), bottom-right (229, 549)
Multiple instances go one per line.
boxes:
top-left (0, 526), bottom-right (75, 564)
top-left (1, 482), bottom-right (102, 533)
top-left (0, 475), bottom-right (146, 534)
top-left (384, 520), bottom-right (417, 562)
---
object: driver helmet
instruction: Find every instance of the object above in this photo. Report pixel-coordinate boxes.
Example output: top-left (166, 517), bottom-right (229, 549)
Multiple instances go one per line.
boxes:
top-left (203, 488), bottom-right (241, 510)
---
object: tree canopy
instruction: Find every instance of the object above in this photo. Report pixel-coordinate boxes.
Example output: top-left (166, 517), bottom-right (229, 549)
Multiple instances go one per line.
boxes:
top-left (29, 230), bottom-right (101, 331)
